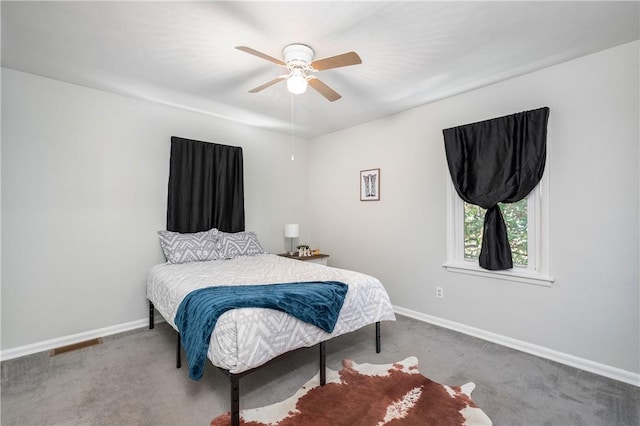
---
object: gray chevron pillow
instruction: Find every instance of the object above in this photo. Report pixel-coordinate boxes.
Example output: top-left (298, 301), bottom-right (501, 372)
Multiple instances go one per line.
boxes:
top-left (217, 231), bottom-right (265, 259)
top-left (158, 228), bottom-right (220, 264)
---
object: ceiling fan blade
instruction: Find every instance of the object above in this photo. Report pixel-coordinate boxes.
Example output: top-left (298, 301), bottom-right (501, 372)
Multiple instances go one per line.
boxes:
top-left (236, 46), bottom-right (286, 66)
top-left (311, 51), bottom-right (362, 71)
top-left (248, 75), bottom-right (288, 93)
top-left (308, 77), bottom-right (341, 102)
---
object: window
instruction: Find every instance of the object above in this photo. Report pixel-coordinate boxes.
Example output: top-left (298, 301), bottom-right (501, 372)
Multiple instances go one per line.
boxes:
top-left (445, 177), bottom-right (553, 286)
top-left (464, 199), bottom-right (528, 266)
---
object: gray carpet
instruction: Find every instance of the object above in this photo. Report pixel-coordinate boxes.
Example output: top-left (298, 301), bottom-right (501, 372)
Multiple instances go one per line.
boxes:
top-left (2, 315), bottom-right (638, 425)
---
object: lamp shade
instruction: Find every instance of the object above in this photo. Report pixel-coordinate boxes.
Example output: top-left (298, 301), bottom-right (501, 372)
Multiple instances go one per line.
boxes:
top-left (284, 224), bottom-right (299, 238)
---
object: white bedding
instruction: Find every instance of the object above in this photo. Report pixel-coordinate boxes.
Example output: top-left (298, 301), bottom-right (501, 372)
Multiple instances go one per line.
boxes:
top-left (147, 254), bottom-right (395, 374)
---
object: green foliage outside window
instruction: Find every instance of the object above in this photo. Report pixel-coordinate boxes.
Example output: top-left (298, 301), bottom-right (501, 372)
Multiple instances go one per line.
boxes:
top-left (464, 199), bottom-right (528, 266)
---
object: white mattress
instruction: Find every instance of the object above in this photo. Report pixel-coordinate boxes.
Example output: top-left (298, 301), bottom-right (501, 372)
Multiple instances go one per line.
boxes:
top-left (147, 254), bottom-right (396, 374)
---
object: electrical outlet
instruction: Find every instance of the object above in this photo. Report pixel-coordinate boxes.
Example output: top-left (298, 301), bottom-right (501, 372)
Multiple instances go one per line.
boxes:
top-left (436, 286), bottom-right (444, 299)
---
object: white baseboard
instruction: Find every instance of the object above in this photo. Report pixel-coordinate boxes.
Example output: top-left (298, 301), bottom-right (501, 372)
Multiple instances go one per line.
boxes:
top-left (393, 305), bottom-right (640, 387)
top-left (0, 318), bottom-right (160, 361)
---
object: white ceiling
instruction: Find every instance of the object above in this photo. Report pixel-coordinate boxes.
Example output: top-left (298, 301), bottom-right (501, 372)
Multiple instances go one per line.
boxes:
top-left (2, 1), bottom-right (639, 139)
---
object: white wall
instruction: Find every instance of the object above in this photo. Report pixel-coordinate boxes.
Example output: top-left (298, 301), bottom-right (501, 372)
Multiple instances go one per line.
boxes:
top-left (308, 41), bottom-right (639, 376)
top-left (1, 68), bottom-right (309, 350)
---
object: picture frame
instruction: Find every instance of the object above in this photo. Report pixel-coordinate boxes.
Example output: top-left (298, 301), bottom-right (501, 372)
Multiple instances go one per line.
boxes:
top-left (360, 168), bottom-right (380, 201)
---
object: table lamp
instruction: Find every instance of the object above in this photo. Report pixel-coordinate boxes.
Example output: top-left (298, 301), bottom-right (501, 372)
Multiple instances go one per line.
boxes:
top-left (284, 224), bottom-right (299, 255)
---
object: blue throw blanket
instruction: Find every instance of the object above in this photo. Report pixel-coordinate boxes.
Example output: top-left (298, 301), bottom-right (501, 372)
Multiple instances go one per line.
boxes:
top-left (174, 281), bottom-right (349, 380)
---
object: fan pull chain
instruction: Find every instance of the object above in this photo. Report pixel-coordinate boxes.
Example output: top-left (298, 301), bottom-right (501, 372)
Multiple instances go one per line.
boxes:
top-left (290, 94), bottom-right (295, 161)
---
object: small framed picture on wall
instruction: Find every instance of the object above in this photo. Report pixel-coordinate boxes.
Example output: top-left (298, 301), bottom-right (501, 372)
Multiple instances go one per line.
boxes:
top-left (360, 168), bottom-right (380, 201)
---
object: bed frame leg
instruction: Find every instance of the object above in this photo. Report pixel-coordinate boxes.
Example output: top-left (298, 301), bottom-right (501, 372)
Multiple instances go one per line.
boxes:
top-left (176, 332), bottom-right (182, 369)
top-left (230, 374), bottom-right (240, 426)
top-left (148, 301), bottom-right (155, 330)
top-left (376, 321), bottom-right (381, 353)
top-left (319, 341), bottom-right (326, 386)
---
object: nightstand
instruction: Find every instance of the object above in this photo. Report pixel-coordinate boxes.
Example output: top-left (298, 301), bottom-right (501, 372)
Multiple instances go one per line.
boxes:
top-left (278, 253), bottom-right (329, 266)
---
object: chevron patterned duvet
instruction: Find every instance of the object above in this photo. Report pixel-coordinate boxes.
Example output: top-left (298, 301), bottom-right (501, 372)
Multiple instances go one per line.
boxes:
top-left (147, 254), bottom-right (395, 374)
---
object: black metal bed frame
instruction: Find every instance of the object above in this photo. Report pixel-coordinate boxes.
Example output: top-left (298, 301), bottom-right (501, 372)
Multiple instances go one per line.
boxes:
top-left (149, 300), bottom-right (381, 426)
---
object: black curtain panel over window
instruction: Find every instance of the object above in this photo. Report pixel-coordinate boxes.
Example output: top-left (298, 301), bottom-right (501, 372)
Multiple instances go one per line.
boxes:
top-left (443, 107), bottom-right (549, 271)
top-left (167, 136), bottom-right (245, 233)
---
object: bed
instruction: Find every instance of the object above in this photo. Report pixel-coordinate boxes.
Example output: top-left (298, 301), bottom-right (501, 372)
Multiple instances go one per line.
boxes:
top-left (147, 250), bottom-right (395, 424)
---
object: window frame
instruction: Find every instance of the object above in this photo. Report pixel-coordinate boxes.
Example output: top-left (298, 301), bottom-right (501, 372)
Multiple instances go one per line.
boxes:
top-left (444, 171), bottom-right (553, 286)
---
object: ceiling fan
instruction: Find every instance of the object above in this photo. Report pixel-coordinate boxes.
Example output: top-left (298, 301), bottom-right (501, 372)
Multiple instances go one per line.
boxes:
top-left (236, 44), bottom-right (362, 102)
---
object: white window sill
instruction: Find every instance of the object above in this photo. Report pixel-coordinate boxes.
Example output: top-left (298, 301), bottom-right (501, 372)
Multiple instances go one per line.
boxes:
top-left (443, 262), bottom-right (554, 287)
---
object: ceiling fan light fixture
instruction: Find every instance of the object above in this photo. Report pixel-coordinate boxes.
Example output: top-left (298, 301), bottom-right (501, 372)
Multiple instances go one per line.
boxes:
top-left (238, 43), bottom-right (361, 101)
top-left (287, 69), bottom-right (308, 94)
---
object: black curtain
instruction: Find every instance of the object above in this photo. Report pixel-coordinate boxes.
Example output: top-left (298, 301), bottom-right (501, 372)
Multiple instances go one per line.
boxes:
top-left (167, 137), bottom-right (245, 233)
top-left (443, 107), bottom-right (549, 270)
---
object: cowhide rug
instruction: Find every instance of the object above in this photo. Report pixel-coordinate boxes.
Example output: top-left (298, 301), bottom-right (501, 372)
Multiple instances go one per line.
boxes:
top-left (210, 356), bottom-right (492, 426)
